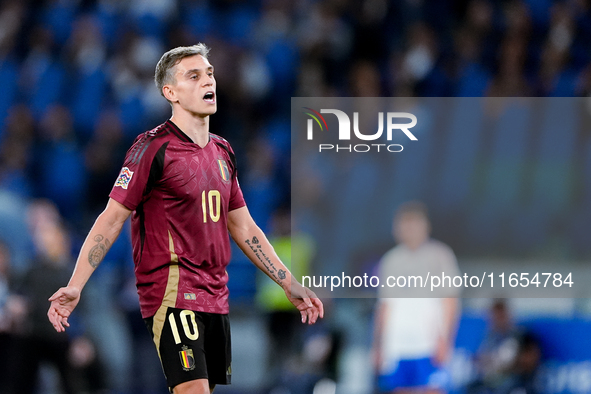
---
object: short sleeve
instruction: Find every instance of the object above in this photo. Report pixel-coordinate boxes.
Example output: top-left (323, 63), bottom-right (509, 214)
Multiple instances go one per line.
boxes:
top-left (228, 175), bottom-right (246, 211)
top-left (377, 250), bottom-right (397, 298)
top-left (437, 244), bottom-right (461, 279)
top-left (214, 136), bottom-right (246, 211)
top-left (109, 136), bottom-right (163, 211)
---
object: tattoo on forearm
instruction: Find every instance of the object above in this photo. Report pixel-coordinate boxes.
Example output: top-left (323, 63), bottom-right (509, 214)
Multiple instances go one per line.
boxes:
top-left (245, 237), bottom-right (285, 284)
top-left (88, 234), bottom-right (111, 268)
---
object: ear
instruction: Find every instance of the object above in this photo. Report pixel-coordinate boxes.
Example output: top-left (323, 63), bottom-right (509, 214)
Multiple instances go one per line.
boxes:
top-left (162, 84), bottom-right (177, 103)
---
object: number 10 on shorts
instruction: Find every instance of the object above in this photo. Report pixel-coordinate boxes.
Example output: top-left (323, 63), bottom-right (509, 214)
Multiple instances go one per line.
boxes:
top-left (169, 310), bottom-right (200, 344)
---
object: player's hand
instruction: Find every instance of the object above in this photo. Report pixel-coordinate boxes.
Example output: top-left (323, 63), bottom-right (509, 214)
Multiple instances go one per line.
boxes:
top-left (47, 286), bottom-right (81, 332)
top-left (285, 281), bottom-right (324, 325)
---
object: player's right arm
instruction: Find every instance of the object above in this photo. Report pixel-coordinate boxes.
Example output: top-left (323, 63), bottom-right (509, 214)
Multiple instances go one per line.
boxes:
top-left (47, 198), bottom-right (131, 332)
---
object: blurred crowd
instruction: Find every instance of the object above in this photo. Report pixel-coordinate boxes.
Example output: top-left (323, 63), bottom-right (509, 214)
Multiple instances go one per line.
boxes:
top-left (1, 0), bottom-right (591, 393)
top-left (1, 0), bottom-right (591, 245)
top-left (2, 0), bottom-right (591, 224)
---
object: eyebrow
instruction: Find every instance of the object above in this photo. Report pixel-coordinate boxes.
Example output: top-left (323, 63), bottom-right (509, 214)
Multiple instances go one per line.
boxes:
top-left (184, 66), bottom-right (214, 76)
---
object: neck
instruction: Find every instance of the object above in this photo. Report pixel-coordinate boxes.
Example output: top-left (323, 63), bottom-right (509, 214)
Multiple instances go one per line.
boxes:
top-left (170, 110), bottom-right (210, 147)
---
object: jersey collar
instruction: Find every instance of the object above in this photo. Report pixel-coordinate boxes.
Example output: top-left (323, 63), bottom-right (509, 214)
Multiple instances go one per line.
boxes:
top-left (166, 120), bottom-right (194, 143)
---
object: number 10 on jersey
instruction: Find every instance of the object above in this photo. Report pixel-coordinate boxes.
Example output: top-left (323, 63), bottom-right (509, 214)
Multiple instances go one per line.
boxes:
top-left (202, 190), bottom-right (221, 223)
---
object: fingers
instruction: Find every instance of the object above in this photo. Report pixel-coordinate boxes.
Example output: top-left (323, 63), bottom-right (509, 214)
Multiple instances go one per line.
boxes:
top-left (307, 305), bottom-right (319, 325)
top-left (47, 290), bottom-right (66, 332)
top-left (302, 296), bottom-right (313, 309)
top-left (306, 288), bottom-right (324, 318)
top-left (299, 301), bottom-right (321, 325)
top-left (48, 306), bottom-right (64, 332)
top-left (291, 285), bottom-right (324, 324)
top-left (303, 287), bottom-right (324, 322)
top-left (300, 308), bottom-right (318, 324)
top-left (47, 302), bottom-right (71, 333)
top-left (311, 296), bottom-right (324, 319)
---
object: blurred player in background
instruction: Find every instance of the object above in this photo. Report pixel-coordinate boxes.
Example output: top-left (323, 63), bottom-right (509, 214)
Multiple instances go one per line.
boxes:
top-left (373, 201), bottom-right (460, 394)
top-left (47, 43), bottom-right (324, 394)
top-left (468, 299), bottom-right (542, 394)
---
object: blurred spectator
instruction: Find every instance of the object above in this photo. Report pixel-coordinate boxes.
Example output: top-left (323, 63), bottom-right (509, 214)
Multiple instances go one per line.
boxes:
top-left (257, 208), bottom-right (314, 388)
top-left (84, 110), bottom-right (126, 215)
top-left (0, 240), bottom-right (27, 394)
top-left (242, 136), bottom-right (281, 233)
top-left (469, 300), bottom-right (521, 392)
top-left (487, 34), bottom-right (533, 97)
top-left (68, 336), bottom-right (108, 394)
top-left (349, 60), bottom-right (383, 97)
top-left (7, 200), bottom-right (103, 394)
top-left (64, 14), bottom-right (108, 137)
top-left (0, 104), bottom-right (35, 197)
top-left (468, 299), bottom-right (542, 394)
top-left (20, 25), bottom-right (64, 120)
top-left (34, 105), bottom-right (87, 224)
top-left (0, 0), bottom-right (590, 263)
top-left (502, 333), bottom-right (542, 394)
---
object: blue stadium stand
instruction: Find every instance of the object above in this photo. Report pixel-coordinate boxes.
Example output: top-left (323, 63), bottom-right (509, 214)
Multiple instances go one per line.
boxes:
top-left (227, 243), bottom-right (257, 304)
top-left (466, 99), bottom-right (532, 252)
top-left (432, 98), bottom-right (485, 249)
top-left (568, 136), bottom-right (591, 256)
top-left (436, 97), bottom-right (485, 213)
top-left (509, 98), bottom-right (578, 252)
top-left (0, 58), bottom-right (18, 137)
top-left (364, 100), bottom-right (438, 256)
top-left (42, 1), bottom-right (76, 46)
top-left (455, 63), bottom-right (491, 97)
top-left (29, 62), bottom-right (65, 120)
top-left (450, 315), bottom-right (591, 394)
top-left (329, 154), bottom-right (384, 275)
top-left (72, 68), bottom-right (107, 138)
top-left (387, 100), bottom-right (437, 204)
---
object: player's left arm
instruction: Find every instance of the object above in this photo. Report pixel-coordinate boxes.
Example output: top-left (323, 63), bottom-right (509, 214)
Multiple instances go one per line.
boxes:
top-left (436, 297), bottom-right (460, 365)
top-left (443, 297), bottom-right (460, 343)
top-left (227, 206), bottom-right (324, 324)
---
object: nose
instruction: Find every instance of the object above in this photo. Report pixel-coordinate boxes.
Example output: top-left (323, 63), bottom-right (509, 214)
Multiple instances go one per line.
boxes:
top-left (203, 75), bottom-right (214, 87)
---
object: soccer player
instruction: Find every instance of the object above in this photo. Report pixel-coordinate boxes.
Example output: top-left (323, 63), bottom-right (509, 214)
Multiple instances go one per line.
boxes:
top-left (373, 201), bottom-right (460, 394)
top-left (47, 44), bottom-right (324, 394)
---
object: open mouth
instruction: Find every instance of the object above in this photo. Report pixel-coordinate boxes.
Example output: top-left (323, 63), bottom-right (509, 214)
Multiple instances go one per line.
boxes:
top-left (203, 92), bottom-right (215, 103)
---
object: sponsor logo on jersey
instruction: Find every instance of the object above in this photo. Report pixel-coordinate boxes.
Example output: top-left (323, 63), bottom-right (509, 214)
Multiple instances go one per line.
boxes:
top-left (217, 159), bottom-right (230, 182)
top-left (115, 167), bottom-right (134, 189)
top-left (184, 293), bottom-right (196, 300)
top-left (179, 346), bottom-right (196, 371)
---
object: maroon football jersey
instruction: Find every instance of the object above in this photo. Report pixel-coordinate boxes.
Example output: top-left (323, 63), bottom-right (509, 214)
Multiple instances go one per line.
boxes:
top-left (109, 120), bottom-right (246, 318)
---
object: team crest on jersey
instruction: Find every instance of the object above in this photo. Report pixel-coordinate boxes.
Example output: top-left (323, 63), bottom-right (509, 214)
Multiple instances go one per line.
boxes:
top-left (179, 346), bottom-right (196, 371)
top-left (217, 159), bottom-right (230, 182)
top-left (115, 167), bottom-right (134, 189)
